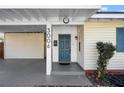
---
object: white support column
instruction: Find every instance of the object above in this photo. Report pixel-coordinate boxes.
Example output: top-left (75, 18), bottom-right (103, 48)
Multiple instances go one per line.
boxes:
top-left (46, 23), bottom-right (52, 75)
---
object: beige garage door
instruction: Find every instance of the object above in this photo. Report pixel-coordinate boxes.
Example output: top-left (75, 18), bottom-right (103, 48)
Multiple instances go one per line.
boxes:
top-left (4, 32), bottom-right (44, 59)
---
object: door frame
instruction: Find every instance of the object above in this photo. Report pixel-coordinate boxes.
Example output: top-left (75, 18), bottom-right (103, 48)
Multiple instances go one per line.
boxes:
top-left (58, 34), bottom-right (71, 63)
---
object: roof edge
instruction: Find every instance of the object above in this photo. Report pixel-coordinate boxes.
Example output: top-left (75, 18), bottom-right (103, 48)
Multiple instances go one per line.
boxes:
top-left (0, 5), bottom-right (101, 9)
top-left (96, 12), bottom-right (124, 14)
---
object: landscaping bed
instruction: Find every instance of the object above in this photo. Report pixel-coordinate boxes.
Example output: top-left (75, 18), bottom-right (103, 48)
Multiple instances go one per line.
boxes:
top-left (87, 74), bottom-right (124, 87)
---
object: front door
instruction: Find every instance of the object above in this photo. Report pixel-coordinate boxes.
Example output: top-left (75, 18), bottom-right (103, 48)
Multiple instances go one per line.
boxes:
top-left (59, 34), bottom-right (71, 63)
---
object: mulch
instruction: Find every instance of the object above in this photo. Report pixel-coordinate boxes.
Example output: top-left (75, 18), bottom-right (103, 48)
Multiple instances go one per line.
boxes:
top-left (87, 74), bottom-right (124, 87)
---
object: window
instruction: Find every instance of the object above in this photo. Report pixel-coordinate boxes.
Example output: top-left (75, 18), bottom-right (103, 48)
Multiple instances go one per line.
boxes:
top-left (116, 28), bottom-right (124, 52)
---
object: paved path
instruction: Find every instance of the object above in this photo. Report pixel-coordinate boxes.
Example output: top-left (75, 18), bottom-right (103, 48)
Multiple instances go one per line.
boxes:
top-left (0, 59), bottom-right (92, 87)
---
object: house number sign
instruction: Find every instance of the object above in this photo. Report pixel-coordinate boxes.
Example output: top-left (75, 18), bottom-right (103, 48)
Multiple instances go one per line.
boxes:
top-left (46, 28), bottom-right (51, 48)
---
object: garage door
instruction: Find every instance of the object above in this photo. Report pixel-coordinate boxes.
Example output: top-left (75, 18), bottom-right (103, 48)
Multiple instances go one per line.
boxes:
top-left (4, 32), bottom-right (44, 59)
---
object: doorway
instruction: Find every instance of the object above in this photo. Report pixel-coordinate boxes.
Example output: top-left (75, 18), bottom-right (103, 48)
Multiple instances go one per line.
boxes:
top-left (59, 34), bottom-right (71, 63)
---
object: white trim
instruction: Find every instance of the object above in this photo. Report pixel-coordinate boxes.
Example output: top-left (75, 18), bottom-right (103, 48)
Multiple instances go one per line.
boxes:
top-left (0, 5), bottom-right (101, 9)
top-left (46, 23), bottom-right (52, 75)
top-left (92, 14), bottom-right (124, 19)
top-left (0, 22), bottom-right (84, 25)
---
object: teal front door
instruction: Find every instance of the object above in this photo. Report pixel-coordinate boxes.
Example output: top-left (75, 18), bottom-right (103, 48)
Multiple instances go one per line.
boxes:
top-left (59, 34), bottom-right (71, 63)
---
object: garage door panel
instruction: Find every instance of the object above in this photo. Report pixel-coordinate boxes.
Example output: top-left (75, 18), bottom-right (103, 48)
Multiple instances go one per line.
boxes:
top-left (4, 33), bottom-right (44, 59)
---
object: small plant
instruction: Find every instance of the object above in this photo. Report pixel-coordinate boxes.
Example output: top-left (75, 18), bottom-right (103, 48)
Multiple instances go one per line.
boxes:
top-left (96, 42), bottom-right (116, 85)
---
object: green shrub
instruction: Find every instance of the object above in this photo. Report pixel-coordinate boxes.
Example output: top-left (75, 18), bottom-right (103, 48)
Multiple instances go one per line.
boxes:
top-left (96, 42), bottom-right (116, 84)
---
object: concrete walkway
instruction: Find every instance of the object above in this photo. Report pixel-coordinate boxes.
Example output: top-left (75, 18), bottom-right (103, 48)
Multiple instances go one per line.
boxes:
top-left (0, 59), bottom-right (92, 87)
top-left (52, 63), bottom-right (84, 75)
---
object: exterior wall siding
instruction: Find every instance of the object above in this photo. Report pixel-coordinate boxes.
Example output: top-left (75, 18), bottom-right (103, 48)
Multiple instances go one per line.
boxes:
top-left (84, 21), bottom-right (124, 70)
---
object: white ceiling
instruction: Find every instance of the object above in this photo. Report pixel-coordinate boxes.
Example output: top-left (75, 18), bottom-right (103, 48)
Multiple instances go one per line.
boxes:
top-left (0, 9), bottom-right (99, 25)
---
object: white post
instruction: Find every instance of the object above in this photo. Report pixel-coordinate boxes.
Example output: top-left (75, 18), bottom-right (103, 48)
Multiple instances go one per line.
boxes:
top-left (46, 23), bottom-right (52, 75)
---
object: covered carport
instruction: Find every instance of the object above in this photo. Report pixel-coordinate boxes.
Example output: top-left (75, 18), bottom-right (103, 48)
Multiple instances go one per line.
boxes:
top-left (2, 25), bottom-right (46, 59)
top-left (0, 6), bottom-right (100, 76)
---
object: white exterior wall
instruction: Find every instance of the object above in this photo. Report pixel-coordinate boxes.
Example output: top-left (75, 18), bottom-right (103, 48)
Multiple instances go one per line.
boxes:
top-left (4, 33), bottom-right (44, 59)
top-left (84, 21), bottom-right (124, 70)
top-left (52, 25), bottom-right (77, 62)
top-left (77, 25), bottom-right (84, 68)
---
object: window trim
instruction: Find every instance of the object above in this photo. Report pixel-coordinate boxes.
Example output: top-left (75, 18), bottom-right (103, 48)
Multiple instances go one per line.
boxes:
top-left (116, 27), bottom-right (124, 52)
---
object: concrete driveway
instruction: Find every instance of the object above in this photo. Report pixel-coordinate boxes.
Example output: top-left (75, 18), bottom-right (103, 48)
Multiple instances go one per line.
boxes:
top-left (0, 59), bottom-right (92, 87)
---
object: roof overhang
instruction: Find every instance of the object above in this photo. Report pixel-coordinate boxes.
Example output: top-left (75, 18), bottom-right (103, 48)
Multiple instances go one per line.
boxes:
top-left (91, 12), bottom-right (124, 19)
top-left (0, 6), bottom-right (101, 25)
top-left (0, 5), bottom-right (101, 9)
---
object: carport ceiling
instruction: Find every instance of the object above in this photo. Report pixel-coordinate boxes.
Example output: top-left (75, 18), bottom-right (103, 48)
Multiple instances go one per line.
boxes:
top-left (0, 8), bottom-right (99, 24)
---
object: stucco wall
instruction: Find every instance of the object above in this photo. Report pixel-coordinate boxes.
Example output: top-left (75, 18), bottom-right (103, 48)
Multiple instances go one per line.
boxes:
top-left (77, 25), bottom-right (84, 68)
top-left (84, 21), bottom-right (124, 70)
top-left (4, 33), bottom-right (44, 59)
top-left (52, 25), bottom-right (77, 62)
